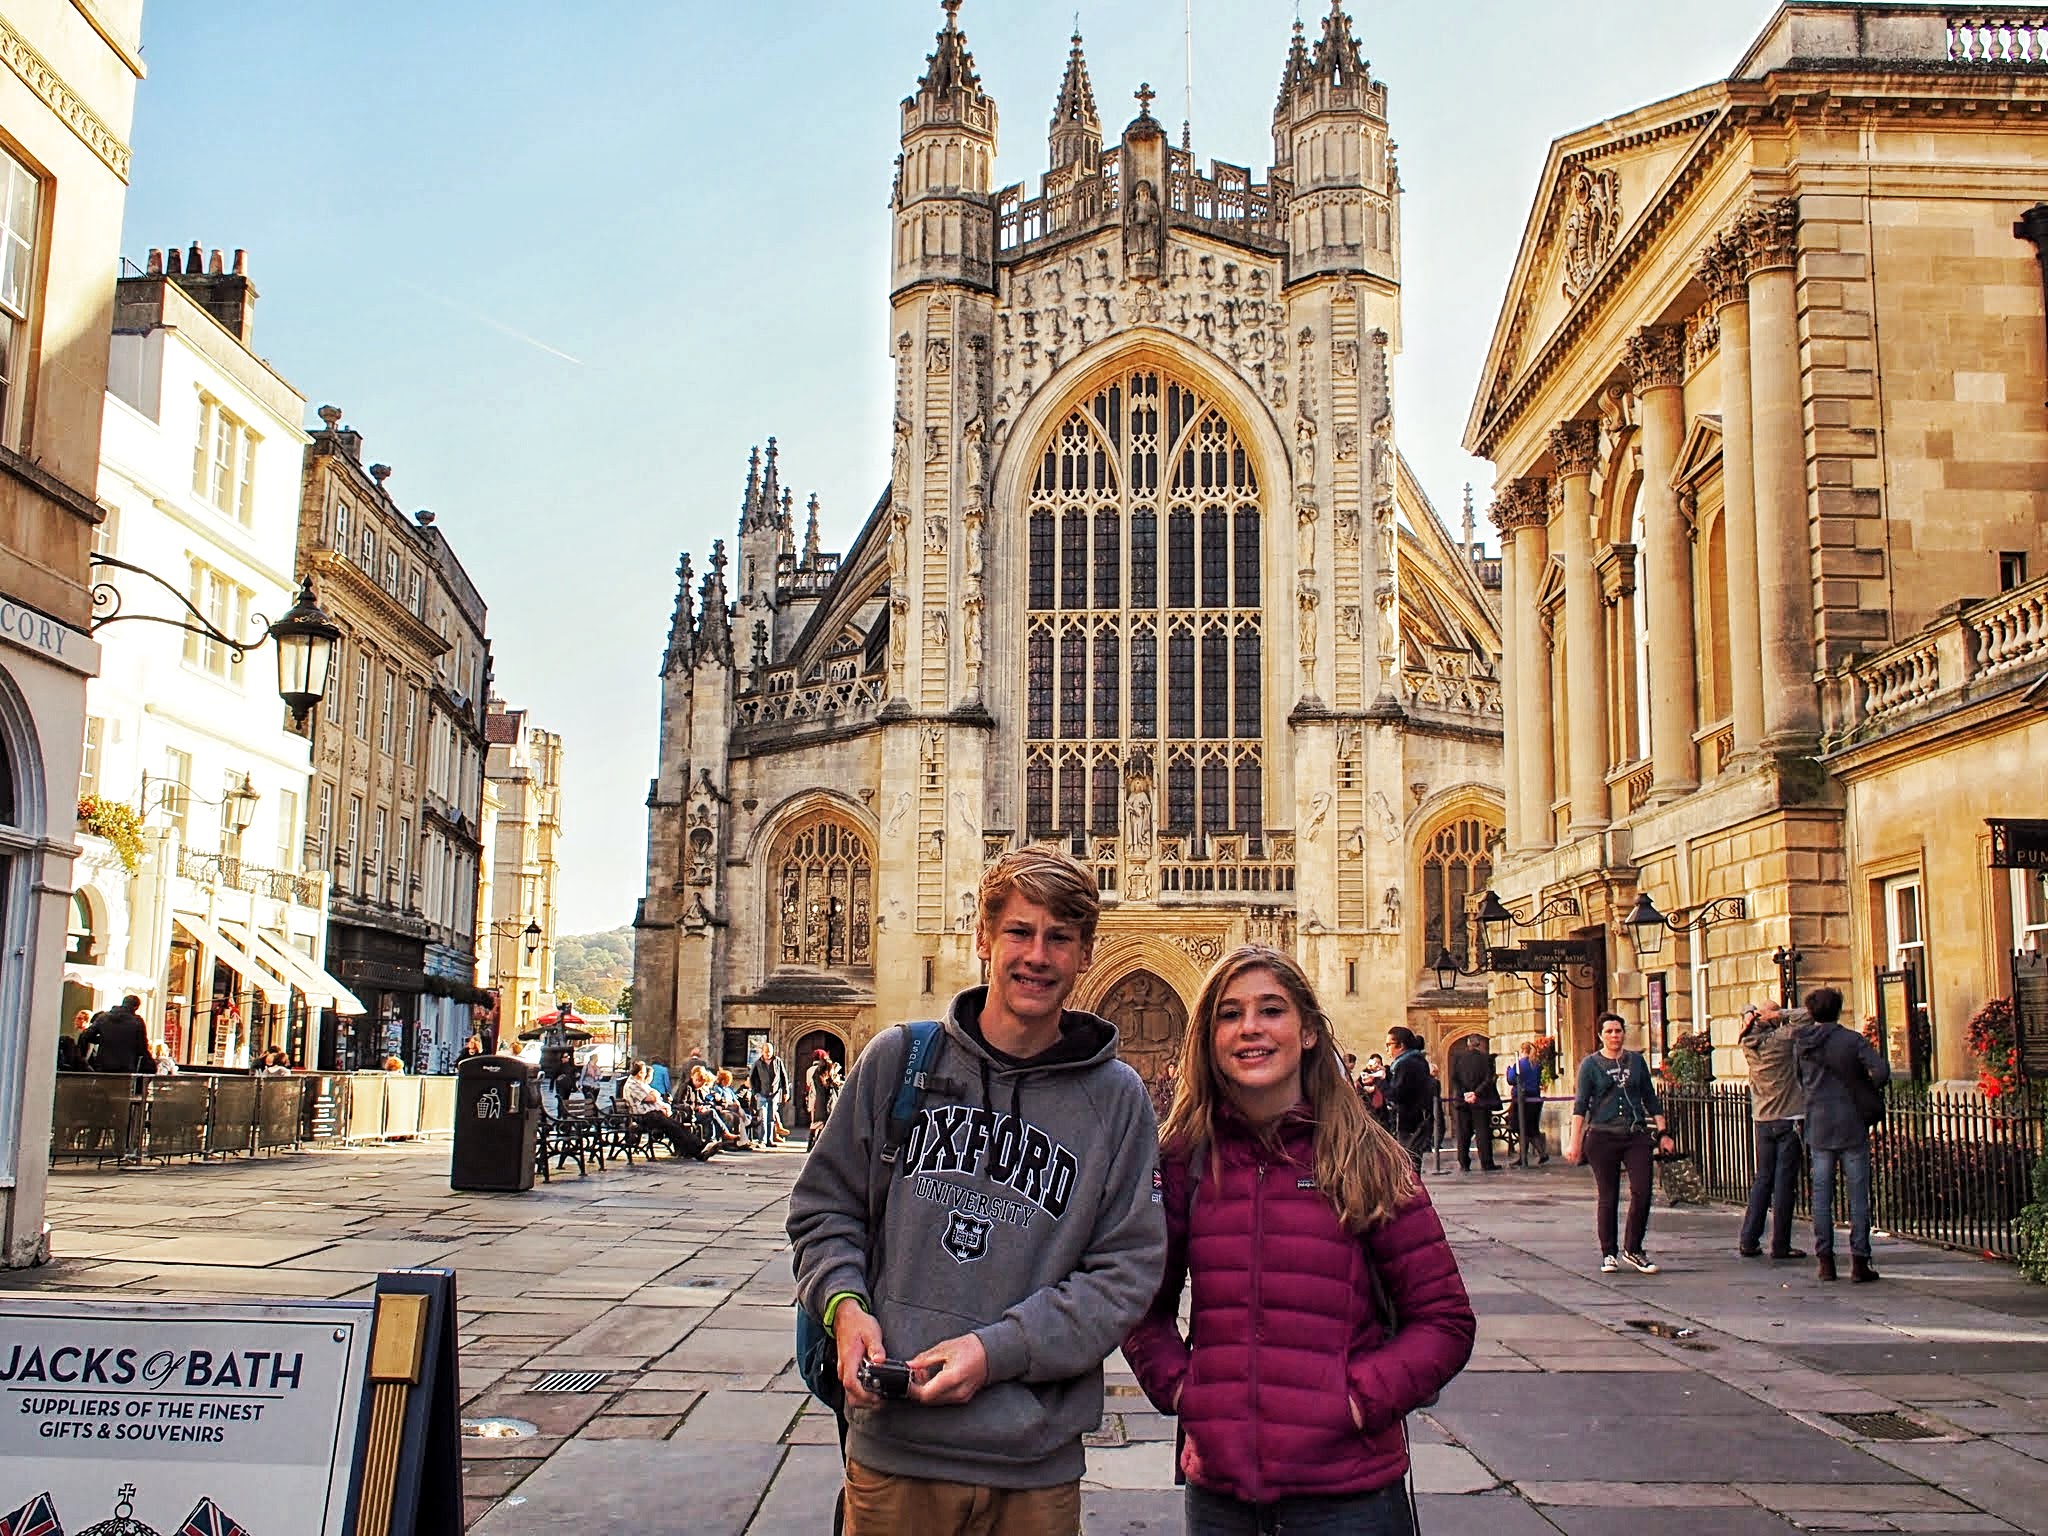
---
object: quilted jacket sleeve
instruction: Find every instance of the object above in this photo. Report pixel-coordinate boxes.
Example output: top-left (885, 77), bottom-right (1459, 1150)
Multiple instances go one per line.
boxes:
top-left (1347, 1187), bottom-right (1475, 1434)
top-left (1120, 1152), bottom-right (1192, 1415)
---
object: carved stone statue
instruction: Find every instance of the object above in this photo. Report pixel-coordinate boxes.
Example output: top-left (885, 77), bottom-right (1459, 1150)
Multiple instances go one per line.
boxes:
top-left (1295, 414), bottom-right (1317, 481)
top-left (1125, 178), bottom-right (1163, 279)
top-left (1382, 885), bottom-right (1402, 931)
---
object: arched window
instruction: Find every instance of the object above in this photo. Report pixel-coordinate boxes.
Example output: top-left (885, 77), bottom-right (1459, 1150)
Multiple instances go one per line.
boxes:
top-left (773, 819), bottom-right (873, 971)
top-left (1024, 369), bottom-right (1263, 855)
top-left (1421, 816), bottom-right (1498, 968)
top-left (0, 720), bottom-right (13, 824)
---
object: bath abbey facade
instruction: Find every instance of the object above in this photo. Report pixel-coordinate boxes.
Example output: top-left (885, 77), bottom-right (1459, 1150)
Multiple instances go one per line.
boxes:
top-left (633, 2), bottom-right (1504, 1086)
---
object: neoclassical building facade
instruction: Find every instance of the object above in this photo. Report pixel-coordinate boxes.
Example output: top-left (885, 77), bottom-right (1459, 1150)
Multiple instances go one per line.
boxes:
top-left (1466, 4), bottom-right (2048, 1079)
top-left (634, 3), bottom-right (1504, 1085)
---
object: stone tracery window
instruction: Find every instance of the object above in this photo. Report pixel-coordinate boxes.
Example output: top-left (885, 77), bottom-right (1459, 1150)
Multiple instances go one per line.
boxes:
top-left (1421, 816), bottom-right (1498, 969)
top-left (774, 819), bottom-right (873, 970)
top-left (1025, 369), bottom-right (1263, 854)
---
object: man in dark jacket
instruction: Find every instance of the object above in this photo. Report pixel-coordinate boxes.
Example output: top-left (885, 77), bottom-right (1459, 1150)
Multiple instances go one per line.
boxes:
top-left (1383, 1026), bottom-right (1434, 1172)
top-left (1794, 987), bottom-right (1890, 1283)
top-left (79, 995), bottom-right (151, 1074)
top-left (1738, 1001), bottom-right (1807, 1261)
top-left (748, 1041), bottom-right (790, 1148)
top-left (1447, 1034), bottom-right (1501, 1173)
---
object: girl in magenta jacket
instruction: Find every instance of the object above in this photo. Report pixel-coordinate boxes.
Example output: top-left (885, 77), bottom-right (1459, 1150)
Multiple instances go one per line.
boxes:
top-left (1124, 945), bottom-right (1475, 1533)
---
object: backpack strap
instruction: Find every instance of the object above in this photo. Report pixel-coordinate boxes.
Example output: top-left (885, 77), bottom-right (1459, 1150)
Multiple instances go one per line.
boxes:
top-left (880, 1020), bottom-right (942, 1166)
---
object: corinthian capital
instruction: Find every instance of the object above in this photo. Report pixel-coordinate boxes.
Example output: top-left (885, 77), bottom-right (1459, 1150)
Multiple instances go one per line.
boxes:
top-left (1489, 475), bottom-right (1551, 535)
top-left (1548, 419), bottom-right (1601, 479)
top-left (1697, 230), bottom-right (1750, 309)
top-left (1624, 324), bottom-right (1686, 394)
top-left (1739, 195), bottom-right (1799, 273)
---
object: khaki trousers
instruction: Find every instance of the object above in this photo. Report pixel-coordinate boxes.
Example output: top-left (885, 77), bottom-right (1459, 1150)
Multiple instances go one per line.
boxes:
top-left (843, 1457), bottom-right (1081, 1536)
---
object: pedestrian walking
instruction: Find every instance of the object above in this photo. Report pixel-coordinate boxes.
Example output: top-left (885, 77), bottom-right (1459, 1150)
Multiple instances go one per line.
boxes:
top-left (1794, 987), bottom-right (1890, 1283)
top-left (1124, 945), bottom-right (1475, 1534)
top-left (1447, 1034), bottom-right (1501, 1173)
top-left (788, 845), bottom-right (1166, 1536)
top-left (749, 1040), bottom-right (790, 1148)
top-left (1566, 1012), bottom-right (1674, 1275)
top-left (1505, 1042), bottom-right (1548, 1166)
top-left (1737, 1000), bottom-right (1807, 1261)
top-left (1381, 1027), bottom-right (1433, 1173)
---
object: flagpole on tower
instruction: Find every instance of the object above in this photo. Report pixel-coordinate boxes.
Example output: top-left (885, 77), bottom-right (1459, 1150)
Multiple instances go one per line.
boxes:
top-left (1182, 0), bottom-right (1194, 150)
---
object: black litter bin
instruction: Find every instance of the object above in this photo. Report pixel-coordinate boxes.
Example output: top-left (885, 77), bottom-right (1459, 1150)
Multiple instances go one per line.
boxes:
top-left (451, 1055), bottom-right (540, 1192)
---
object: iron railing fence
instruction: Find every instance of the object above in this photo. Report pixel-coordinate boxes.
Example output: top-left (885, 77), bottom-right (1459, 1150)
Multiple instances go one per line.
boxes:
top-left (1663, 1082), bottom-right (2048, 1258)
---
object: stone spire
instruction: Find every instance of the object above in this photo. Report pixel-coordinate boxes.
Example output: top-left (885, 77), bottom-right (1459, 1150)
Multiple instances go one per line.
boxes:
top-left (761, 437), bottom-right (783, 524)
top-left (1311, 0), bottom-right (1367, 86)
top-left (803, 494), bottom-right (822, 570)
top-left (778, 486), bottom-right (796, 558)
top-left (1275, 17), bottom-right (1311, 113)
top-left (696, 540), bottom-right (734, 667)
top-left (662, 551), bottom-right (695, 675)
top-left (1049, 28), bottom-right (1101, 170)
top-left (737, 445), bottom-right (764, 535)
top-left (1462, 484), bottom-right (1476, 555)
top-left (917, 0), bottom-right (983, 106)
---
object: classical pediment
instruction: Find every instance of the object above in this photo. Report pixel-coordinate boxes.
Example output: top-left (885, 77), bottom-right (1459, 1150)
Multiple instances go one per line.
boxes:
top-left (1466, 84), bottom-right (1728, 456)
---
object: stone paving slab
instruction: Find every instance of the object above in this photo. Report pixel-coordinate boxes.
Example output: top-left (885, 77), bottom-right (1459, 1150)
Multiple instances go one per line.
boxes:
top-left (18, 1144), bottom-right (2048, 1533)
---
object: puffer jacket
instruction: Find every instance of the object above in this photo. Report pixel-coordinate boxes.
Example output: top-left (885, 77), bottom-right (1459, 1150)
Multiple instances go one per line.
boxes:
top-left (1121, 1104), bottom-right (1475, 1504)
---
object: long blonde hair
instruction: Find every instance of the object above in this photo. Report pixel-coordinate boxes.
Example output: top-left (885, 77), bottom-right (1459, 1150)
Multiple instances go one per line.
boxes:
top-left (1160, 945), bottom-right (1416, 1232)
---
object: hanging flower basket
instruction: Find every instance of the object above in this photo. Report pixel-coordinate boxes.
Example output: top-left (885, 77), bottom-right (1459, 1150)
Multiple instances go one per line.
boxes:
top-left (1967, 997), bottom-right (2020, 1100)
top-left (77, 794), bottom-right (143, 873)
top-left (1661, 1029), bottom-right (1714, 1090)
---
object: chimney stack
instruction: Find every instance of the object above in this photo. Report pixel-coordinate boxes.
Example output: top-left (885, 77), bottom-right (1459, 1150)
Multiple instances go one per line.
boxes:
top-left (165, 246), bottom-right (181, 275)
top-left (145, 247), bottom-right (162, 276)
top-left (165, 239), bottom-right (259, 344)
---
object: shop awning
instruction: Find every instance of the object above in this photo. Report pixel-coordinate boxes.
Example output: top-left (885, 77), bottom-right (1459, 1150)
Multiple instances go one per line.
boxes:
top-left (249, 930), bottom-right (367, 1016)
top-left (61, 963), bottom-right (159, 995)
top-left (172, 913), bottom-right (266, 985)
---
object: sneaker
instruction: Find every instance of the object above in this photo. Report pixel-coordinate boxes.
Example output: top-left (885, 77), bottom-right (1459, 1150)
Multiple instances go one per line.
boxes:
top-left (1600, 1254), bottom-right (1620, 1273)
top-left (1619, 1251), bottom-right (1659, 1274)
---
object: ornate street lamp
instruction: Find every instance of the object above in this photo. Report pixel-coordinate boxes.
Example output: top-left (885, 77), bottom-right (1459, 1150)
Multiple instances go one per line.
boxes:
top-left (90, 556), bottom-right (341, 726)
top-left (1621, 892), bottom-right (1750, 967)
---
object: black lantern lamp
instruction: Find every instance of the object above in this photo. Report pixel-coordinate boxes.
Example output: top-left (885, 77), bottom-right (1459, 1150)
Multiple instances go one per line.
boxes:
top-left (1475, 889), bottom-right (1519, 955)
top-left (524, 918), bottom-right (543, 960)
top-left (1432, 945), bottom-right (1482, 992)
top-left (1622, 891), bottom-right (1750, 967)
top-left (223, 771), bottom-right (260, 836)
top-left (269, 577), bottom-right (342, 727)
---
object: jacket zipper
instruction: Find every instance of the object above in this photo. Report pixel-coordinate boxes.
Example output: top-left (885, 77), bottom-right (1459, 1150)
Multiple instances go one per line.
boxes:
top-left (1251, 1157), bottom-right (1266, 1502)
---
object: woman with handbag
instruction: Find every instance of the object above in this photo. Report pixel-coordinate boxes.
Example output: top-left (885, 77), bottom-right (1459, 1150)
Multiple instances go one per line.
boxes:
top-left (1566, 1011), bottom-right (1675, 1275)
top-left (1123, 946), bottom-right (1475, 1535)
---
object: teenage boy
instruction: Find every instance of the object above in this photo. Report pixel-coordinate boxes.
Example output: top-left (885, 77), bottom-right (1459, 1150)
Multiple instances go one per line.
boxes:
top-left (788, 846), bottom-right (1167, 1535)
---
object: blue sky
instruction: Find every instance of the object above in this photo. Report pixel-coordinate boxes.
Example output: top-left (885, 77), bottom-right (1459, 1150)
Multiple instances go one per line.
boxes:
top-left (119, 1), bottom-right (1781, 933)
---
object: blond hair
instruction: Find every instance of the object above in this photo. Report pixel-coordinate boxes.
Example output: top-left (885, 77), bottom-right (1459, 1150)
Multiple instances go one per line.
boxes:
top-left (1161, 945), bottom-right (1416, 1233)
top-left (977, 845), bottom-right (1101, 943)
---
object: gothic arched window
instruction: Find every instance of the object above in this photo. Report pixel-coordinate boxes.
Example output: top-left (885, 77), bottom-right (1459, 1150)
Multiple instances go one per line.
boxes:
top-left (1421, 816), bottom-right (1498, 968)
top-left (773, 819), bottom-right (873, 971)
top-left (1024, 369), bottom-right (1263, 855)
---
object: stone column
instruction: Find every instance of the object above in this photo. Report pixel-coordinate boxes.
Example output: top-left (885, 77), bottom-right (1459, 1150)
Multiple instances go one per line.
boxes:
top-left (1626, 324), bottom-right (1698, 800)
top-left (1551, 420), bottom-right (1608, 837)
top-left (1503, 478), bottom-right (1554, 849)
top-left (1701, 233), bottom-right (1765, 756)
top-left (1742, 196), bottom-right (1821, 750)
top-left (1492, 505), bottom-right (1524, 849)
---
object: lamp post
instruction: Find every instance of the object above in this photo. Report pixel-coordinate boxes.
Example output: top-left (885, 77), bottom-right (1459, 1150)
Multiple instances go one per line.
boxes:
top-left (90, 557), bottom-right (340, 726)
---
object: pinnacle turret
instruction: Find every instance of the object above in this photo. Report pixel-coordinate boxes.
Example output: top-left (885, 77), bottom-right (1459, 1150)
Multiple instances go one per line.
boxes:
top-left (760, 437), bottom-right (783, 526)
top-left (803, 494), bottom-right (822, 570)
top-left (696, 539), bottom-right (734, 668)
top-left (663, 552), bottom-right (695, 675)
top-left (738, 446), bottom-right (764, 535)
top-left (1049, 29), bottom-right (1101, 171)
top-left (1276, 18), bottom-right (1311, 114)
top-left (916, 0), bottom-right (983, 105)
top-left (1312, 1), bottom-right (1367, 86)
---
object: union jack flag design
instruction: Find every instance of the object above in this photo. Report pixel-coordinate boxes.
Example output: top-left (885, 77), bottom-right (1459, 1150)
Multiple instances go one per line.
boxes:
top-left (0, 1492), bottom-right (62, 1536)
top-left (177, 1499), bottom-right (250, 1536)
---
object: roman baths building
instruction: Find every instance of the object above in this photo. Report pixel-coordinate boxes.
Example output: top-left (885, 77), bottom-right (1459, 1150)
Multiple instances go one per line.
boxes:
top-left (1467, 4), bottom-right (2048, 1081)
top-left (634, 3), bottom-right (1505, 1089)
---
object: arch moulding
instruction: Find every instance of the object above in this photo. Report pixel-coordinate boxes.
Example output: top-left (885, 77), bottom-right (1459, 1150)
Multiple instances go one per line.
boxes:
top-left (1071, 931), bottom-right (1210, 1019)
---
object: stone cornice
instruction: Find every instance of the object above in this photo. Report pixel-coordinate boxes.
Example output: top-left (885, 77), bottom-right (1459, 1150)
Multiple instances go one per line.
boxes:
top-left (1548, 420), bottom-right (1601, 478)
top-left (0, 14), bottom-right (131, 181)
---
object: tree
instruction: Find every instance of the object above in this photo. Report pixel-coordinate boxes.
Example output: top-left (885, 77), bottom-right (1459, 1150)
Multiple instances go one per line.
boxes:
top-left (616, 985), bottom-right (634, 1022)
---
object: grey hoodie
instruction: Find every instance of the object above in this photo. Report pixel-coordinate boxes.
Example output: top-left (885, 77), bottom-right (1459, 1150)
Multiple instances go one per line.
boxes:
top-left (787, 987), bottom-right (1166, 1489)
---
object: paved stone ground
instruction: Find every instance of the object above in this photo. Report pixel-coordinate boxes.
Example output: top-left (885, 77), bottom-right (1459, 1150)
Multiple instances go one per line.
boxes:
top-left (8, 1142), bottom-right (2048, 1534)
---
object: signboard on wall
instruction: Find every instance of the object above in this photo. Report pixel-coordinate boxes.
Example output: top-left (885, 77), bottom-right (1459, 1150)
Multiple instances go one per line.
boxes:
top-left (0, 1297), bottom-right (371, 1534)
top-left (1875, 968), bottom-right (1916, 1076)
top-left (2015, 950), bottom-right (2048, 1079)
top-left (1989, 819), bottom-right (2048, 870)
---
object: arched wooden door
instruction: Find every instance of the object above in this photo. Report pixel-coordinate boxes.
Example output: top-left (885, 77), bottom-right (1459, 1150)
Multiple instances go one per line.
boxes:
top-left (1097, 970), bottom-right (1187, 1095)
top-left (791, 1028), bottom-right (846, 1128)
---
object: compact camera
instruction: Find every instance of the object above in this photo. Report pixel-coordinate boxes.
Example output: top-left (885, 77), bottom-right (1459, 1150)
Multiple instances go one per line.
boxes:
top-left (858, 1358), bottom-right (917, 1399)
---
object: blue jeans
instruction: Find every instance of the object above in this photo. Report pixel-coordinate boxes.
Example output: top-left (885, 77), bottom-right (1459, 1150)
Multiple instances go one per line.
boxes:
top-left (1186, 1483), bottom-right (1412, 1535)
top-left (1740, 1119), bottom-right (1804, 1255)
top-left (751, 1096), bottom-right (775, 1146)
top-left (1810, 1144), bottom-right (1874, 1259)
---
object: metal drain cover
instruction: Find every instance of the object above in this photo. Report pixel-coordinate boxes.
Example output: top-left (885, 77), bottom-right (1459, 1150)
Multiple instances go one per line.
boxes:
top-left (1826, 1411), bottom-right (1941, 1441)
top-left (528, 1370), bottom-right (610, 1394)
top-left (462, 1417), bottom-right (538, 1440)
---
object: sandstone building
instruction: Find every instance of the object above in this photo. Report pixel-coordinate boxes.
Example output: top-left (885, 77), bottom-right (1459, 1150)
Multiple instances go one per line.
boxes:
top-left (298, 412), bottom-right (491, 1070)
top-left (1466, 3), bottom-right (2048, 1080)
top-left (635, 3), bottom-right (1505, 1086)
top-left (0, 0), bottom-right (145, 1265)
top-left (482, 698), bottom-right (564, 1043)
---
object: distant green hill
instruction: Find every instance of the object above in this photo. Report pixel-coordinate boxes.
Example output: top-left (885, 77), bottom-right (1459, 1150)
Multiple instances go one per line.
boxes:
top-left (553, 925), bottom-right (632, 1012)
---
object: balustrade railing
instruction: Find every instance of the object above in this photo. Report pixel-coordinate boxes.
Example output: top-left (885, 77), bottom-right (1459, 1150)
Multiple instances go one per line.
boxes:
top-left (1825, 570), bottom-right (2048, 742)
top-left (735, 669), bottom-right (884, 729)
top-left (1401, 666), bottom-right (1503, 718)
top-left (176, 848), bottom-right (323, 906)
top-left (996, 146), bottom-right (1287, 256)
top-left (1949, 12), bottom-right (2048, 61)
top-left (1158, 834), bottom-right (1296, 896)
